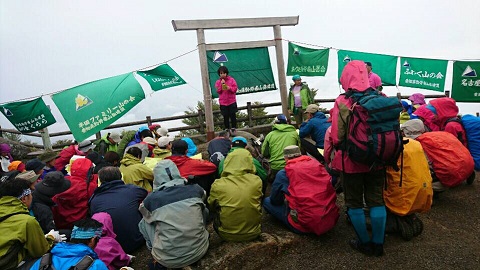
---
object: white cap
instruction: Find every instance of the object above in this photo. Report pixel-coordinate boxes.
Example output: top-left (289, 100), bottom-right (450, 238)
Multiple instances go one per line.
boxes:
top-left (158, 136), bottom-right (174, 147)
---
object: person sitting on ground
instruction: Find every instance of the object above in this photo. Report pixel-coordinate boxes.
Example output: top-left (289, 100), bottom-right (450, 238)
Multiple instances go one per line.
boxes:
top-left (87, 151), bottom-right (108, 174)
top-left (91, 212), bottom-right (132, 270)
top-left (218, 136), bottom-right (267, 193)
top-left (263, 145), bottom-right (339, 235)
top-left (299, 104), bottom-right (331, 149)
top-left (39, 151), bottom-right (59, 179)
top-left (208, 144), bottom-right (263, 242)
top-left (25, 158), bottom-right (45, 180)
top-left (429, 97), bottom-right (468, 147)
top-left (15, 170), bottom-right (40, 190)
top-left (0, 143), bottom-right (13, 173)
top-left (262, 114), bottom-right (301, 182)
top-left (149, 124), bottom-right (167, 140)
top-left (153, 136), bottom-right (174, 159)
top-left (207, 130), bottom-right (232, 167)
top-left (0, 179), bottom-right (60, 269)
top-left (104, 151), bottom-right (121, 167)
top-left (52, 158), bottom-right (98, 230)
top-left (31, 171), bottom-right (71, 235)
top-left (413, 104), bottom-right (440, 132)
top-left (8, 161), bottom-right (26, 173)
top-left (166, 140), bottom-right (217, 196)
top-left (139, 160), bottom-right (209, 269)
top-left (119, 147), bottom-right (154, 192)
top-left (126, 126), bottom-right (153, 148)
top-left (89, 166), bottom-right (147, 253)
top-left (408, 93), bottom-right (426, 111)
top-left (95, 132), bottom-right (122, 157)
top-left (29, 218), bottom-right (108, 270)
top-left (55, 140), bottom-right (96, 175)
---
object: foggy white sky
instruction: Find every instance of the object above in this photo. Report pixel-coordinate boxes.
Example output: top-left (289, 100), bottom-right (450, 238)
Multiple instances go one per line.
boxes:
top-left (1, 0), bottom-right (479, 141)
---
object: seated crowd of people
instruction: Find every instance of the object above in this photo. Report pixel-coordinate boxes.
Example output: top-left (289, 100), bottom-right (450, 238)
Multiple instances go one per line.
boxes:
top-left (1, 62), bottom-right (479, 269)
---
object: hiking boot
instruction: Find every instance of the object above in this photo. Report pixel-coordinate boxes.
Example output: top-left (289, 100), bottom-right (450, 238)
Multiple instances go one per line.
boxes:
top-left (466, 171), bottom-right (475, 185)
top-left (372, 243), bottom-right (384, 257)
top-left (349, 239), bottom-right (373, 256)
top-left (398, 217), bottom-right (414, 241)
top-left (410, 214), bottom-right (424, 237)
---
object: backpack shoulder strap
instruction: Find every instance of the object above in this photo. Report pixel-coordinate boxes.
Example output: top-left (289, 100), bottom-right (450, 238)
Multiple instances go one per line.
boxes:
top-left (0, 212), bottom-right (26, 222)
top-left (38, 252), bottom-right (54, 270)
top-left (68, 255), bottom-right (94, 270)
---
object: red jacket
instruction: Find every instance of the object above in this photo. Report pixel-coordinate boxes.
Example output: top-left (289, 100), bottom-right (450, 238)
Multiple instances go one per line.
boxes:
top-left (52, 158), bottom-right (98, 229)
top-left (165, 155), bottom-right (217, 178)
top-left (54, 145), bottom-right (84, 172)
top-left (429, 98), bottom-right (467, 147)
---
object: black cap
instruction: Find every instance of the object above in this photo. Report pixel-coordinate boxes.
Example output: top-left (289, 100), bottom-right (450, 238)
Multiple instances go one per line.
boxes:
top-left (171, 140), bottom-right (188, 155)
top-left (365, 61), bottom-right (372, 67)
top-left (35, 171), bottom-right (71, 197)
top-left (25, 158), bottom-right (46, 174)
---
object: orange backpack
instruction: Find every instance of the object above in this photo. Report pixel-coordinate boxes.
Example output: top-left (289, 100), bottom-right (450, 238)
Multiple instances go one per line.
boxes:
top-left (385, 138), bottom-right (433, 216)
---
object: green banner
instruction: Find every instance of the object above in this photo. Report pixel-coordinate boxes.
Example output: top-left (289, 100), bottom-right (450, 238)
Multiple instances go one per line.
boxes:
top-left (337, 50), bottom-right (397, 86)
top-left (52, 73), bottom-right (145, 142)
top-left (136, 64), bottom-right (186, 91)
top-left (207, 47), bottom-right (276, 98)
top-left (286, 42), bottom-right (329, 76)
top-left (451, 61), bottom-right (480, 102)
top-left (0, 97), bottom-right (56, 133)
top-left (399, 57), bottom-right (447, 92)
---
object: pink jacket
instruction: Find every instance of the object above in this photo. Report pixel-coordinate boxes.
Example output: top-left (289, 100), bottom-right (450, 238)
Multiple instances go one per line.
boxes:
top-left (429, 98), bottom-right (467, 147)
top-left (330, 60), bottom-right (374, 173)
top-left (215, 76), bottom-right (238, 106)
top-left (92, 212), bottom-right (131, 270)
top-left (413, 105), bottom-right (440, 131)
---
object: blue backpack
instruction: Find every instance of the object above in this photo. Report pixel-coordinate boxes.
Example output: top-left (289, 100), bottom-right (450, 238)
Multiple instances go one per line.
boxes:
top-left (462, 114), bottom-right (480, 170)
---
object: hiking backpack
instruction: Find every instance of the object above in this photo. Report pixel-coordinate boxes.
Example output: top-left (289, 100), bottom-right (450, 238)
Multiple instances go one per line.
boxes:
top-left (460, 114), bottom-right (480, 170)
top-left (342, 89), bottom-right (403, 168)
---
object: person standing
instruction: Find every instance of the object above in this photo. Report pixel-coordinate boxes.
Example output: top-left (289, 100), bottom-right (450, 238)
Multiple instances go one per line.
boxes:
top-left (365, 62), bottom-right (382, 91)
top-left (215, 66), bottom-right (238, 132)
top-left (288, 75), bottom-right (314, 127)
top-left (331, 60), bottom-right (386, 256)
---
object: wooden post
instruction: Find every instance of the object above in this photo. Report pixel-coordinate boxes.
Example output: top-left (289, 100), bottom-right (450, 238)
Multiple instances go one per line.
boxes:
top-left (247, 102), bottom-right (253, 127)
top-left (95, 132), bottom-right (101, 140)
top-left (39, 128), bottom-right (52, 151)
top-left (396, 92), bottom-right (402, 100)
top-left (444, 90), bottom-right (450, 97)
top-left (0, 125), bottom-right (2, 138)
top-left (146, 116), bottom-right (152, 127)
top-left (196, 29), bottom-right (215, 141)
top-left (476, 112), bottom-right (479, 117)
top-left (197, 109), bottom-right (205, 134)
top-left (273, 25), bottom-right (289, 117)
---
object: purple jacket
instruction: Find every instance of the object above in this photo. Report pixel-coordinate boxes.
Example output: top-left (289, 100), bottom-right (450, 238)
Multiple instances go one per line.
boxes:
top-left (92, 212), bottom-right (131, 270)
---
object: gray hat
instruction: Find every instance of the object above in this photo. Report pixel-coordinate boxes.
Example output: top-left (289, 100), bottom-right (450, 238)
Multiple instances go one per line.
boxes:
top-left (35, 171), bottom-right (71, 197)
top-left (78, 140), bottom-right (96, 153)
top-left (15, 170), bottom-right (40, 184)
top-left (283, 145), bottom-right (301, 158)
top-left (401, 119), bottom-right (426, 139)
top-left (25, 159), bottom-right (46, 174)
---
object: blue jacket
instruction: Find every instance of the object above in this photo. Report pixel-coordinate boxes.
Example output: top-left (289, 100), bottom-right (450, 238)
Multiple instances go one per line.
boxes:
top-left (29, 242), bottom-right (107, 270)
top-left (89, 180), bottom-right (148, 253)
top-left (299, 111), bottom-right (331, 148)
top-left (269, 169), bottom-right (290, 206)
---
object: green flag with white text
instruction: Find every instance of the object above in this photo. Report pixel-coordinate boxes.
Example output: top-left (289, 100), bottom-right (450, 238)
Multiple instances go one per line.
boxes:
top-left (286, 42), bottom-right (329, 76)
top-left (0, 97), bottom-right (56, 133)
top-left (337, 50), bottom-right (397, 86)
top-left (136, 64), bottom-right (186, 91)
top-left (451, 61), bottom-right (480, 102)
top-left (52, 73), bottom-right (145, 142)
top-left (207, 47), bottom-right (276, 98)
top-left (399, 57), bottom-right (447, 92)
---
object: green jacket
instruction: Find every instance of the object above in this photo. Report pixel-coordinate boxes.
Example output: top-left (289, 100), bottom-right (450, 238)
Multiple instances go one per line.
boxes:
top-left (262, 124), bottom-right (301, 171)
top-left (208, 149), bottom-right (262, 242)
top-left (0, 197), bottom-right (52, 269)
top-left (288, 83), bottom-right (313, 111)
top-left (95, 133), bottom-right (118, 156)
top-left (218, 147), bottom-right (267, 183)
top-left (152, 148), bottom-right (172, 159)
top-left (119, 153), bottom-right (154, 192)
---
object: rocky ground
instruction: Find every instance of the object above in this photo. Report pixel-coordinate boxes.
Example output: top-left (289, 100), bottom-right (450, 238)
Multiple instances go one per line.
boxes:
top-left (131, 172), bottom-right (480, 270)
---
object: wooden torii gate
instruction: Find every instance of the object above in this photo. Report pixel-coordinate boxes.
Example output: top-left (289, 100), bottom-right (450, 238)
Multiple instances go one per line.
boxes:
top-left (172, 16), bottom-right (299, 141)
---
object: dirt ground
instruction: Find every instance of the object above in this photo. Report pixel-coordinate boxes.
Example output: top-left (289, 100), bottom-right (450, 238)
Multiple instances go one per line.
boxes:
top-left (131, 172), bottom-right (480, 270)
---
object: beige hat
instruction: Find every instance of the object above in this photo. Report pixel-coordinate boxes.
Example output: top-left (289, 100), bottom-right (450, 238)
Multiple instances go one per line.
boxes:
top-left (157, 136), bottom-right (174, 147)
top-left (304, 104), bottom-right (319, 114)
top-left (400, 119), bottom-right (426, 139)
top-left (109, 132), bottom-right (121, 143)
top-left (157, 127), bottom-right (169, 137)
top-left (15, 170), bottom-right (40, 184)
top-left (283, 145), bottom-right (301, 158)
top-left (142, 137), bottom-right (157, 145)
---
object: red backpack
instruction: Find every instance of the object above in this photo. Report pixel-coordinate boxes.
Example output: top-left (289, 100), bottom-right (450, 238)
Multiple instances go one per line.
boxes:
top-left (285, 156), bottom-right (339, 235)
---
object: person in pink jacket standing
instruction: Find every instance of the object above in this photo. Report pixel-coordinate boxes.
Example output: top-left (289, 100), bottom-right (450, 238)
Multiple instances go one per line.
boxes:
top-left (215, 66), bottom-right (238, 133)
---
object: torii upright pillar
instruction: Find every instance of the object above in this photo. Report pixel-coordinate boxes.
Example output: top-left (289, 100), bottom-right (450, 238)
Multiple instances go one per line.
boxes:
top-left (172, 16), bottom-right (299, 141)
